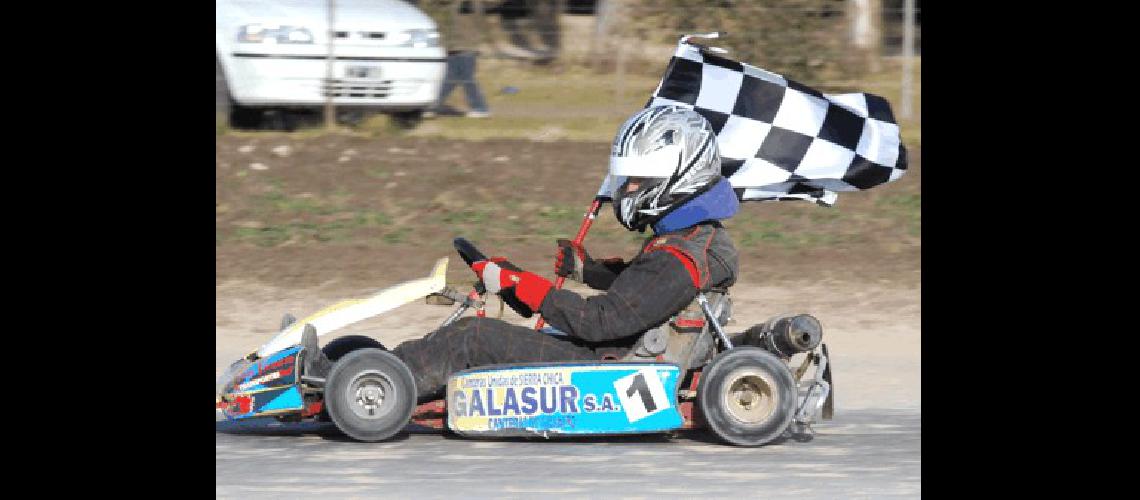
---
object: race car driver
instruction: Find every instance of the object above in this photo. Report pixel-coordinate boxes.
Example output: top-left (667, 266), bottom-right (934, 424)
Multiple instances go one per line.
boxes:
top-left (390, 105), bottom-right (742, 402)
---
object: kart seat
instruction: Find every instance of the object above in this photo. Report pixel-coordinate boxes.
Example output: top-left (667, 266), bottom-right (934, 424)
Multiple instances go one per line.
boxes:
top-left (619, 290), bottom-right (730, 372)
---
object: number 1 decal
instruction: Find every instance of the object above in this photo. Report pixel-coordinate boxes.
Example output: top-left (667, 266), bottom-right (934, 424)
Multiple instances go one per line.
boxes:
top-left (614, 369), bottom-right (671, 423)
top-left (626, 373), bottom-right (657, 413)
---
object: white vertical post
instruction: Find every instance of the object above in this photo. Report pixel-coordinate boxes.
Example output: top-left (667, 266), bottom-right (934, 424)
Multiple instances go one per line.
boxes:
top-left (850, 0), bottom-right (881, 73)
top-left (851, 0), bottom-right (873, 47)
top-left (592, 0), bottom-right (611, 70)
top-left (324, 0), bottom-right (337, 130)
top-left (900, 0), bottom-right (915, 120)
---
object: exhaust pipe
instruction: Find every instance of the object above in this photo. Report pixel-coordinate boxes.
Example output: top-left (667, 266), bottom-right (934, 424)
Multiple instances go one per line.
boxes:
top-left (744, 314), bottom-right (823, 357)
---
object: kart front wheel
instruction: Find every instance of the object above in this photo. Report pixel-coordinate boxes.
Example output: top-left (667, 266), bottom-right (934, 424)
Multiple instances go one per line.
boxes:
top-left (322, 335), bottom-right (387, 361)
top-left (316, 335), bottom-right (387, 422)
top-left (698, 347), bottom-right (797, 446)
top-left (324, 348), bottom-right (416, 442)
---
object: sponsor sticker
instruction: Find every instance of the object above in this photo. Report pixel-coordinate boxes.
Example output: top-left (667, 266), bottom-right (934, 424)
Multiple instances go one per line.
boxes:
top-left (447, 364), bottom-right (681, 434)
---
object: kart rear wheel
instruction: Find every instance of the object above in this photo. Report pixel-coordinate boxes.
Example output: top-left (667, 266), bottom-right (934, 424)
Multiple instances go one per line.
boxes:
top-left (698, 347), bottom-right (796, 446)
top-left (324, 348), bottom-right (416, 442)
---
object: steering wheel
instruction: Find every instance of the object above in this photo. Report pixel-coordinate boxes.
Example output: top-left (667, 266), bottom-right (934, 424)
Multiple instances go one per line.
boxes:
top-left (453, 237), bottom-right (488, 266)
top-left (452, 237), bottom-right (491, 296)
top-left (454, 237), bottom-right (540, 317)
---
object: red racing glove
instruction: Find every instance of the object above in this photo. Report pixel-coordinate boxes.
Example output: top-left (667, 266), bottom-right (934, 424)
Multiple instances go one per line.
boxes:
top-left (471, 257), bottom-right (553, 318)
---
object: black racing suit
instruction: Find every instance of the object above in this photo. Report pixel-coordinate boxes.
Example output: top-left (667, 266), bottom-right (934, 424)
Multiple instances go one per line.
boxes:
top-left (391, 221), bottom-right (739, 402)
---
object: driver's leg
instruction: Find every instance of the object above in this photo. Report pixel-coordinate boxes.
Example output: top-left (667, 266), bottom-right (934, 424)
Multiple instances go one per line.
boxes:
top-left (392, 316), bottom-right (598, 403)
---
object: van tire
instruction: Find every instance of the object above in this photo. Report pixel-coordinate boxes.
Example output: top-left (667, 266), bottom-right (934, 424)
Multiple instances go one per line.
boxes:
top-left (217, 53), bottom-right (264, 129)
top-left (390, 109), bottom-right (424, 129)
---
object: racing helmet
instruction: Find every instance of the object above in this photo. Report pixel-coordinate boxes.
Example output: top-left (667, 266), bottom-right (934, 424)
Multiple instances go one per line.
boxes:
top-left (608, 105), bottom-right (722, 231)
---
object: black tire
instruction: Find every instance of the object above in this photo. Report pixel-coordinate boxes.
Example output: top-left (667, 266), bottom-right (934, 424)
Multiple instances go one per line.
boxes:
top-left (217, 53), bottom-right (265, 129)
top-left (337, 109), bottom-right (372, 127)
top-left (389, 109), bottom-right (424, 129)
top-left (322, 335), bottom-right (387, 361)
top-left (324, 348), bottom-right (416, 442)
top-left (698, 346), bottom-right (797, 446)
top-left (229, 103), bottom-right (263, 129)
top-left (316, 335), bottom-right (388, 422)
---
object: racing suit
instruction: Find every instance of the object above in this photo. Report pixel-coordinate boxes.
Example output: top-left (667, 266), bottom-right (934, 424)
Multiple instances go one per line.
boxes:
top-left (391, 221), bottom-right (739, 402)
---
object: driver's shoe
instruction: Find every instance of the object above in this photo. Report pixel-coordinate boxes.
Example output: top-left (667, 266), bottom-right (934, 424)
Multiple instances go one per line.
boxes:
top-left (301, 325), bottom-right (333, 378)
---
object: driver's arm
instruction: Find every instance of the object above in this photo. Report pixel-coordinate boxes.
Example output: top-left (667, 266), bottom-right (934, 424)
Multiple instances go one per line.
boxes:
top-left (581, 257), bottom-right (630, 290)
top-left (538, 250), bottom-right (698, 343)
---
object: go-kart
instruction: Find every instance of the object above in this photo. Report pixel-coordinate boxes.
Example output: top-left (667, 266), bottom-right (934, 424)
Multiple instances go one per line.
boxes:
top-left (216, 237), bottom-right (834, 446)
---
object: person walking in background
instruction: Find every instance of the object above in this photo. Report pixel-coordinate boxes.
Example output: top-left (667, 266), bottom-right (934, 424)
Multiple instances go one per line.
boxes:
top-left (418, 1), bottom-right (493, 118)
top-left (496, 0), bottom-right (562, 62)
top-left (427, 49), bottom-right (491, 118)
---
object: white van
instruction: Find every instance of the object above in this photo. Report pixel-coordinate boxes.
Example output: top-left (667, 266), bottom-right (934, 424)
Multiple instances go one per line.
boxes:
top-left (216, 0), bottom-right (447, 128)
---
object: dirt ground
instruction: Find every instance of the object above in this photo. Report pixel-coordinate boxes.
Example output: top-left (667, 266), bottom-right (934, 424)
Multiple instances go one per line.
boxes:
top-left (216, 134), bottom-right (920, 411)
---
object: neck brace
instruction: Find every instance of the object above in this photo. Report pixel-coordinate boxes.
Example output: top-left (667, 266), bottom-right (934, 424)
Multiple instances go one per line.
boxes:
top-left (652, 177), bottom-right (739, 234)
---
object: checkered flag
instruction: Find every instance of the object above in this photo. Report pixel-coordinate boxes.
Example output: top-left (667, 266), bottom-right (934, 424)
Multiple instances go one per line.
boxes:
top-left (599, 37), bottom-right (908, 206)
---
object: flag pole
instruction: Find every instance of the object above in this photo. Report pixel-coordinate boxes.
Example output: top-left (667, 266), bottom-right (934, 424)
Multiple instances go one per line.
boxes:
top-left (534, 198), bottom-right (605, 330)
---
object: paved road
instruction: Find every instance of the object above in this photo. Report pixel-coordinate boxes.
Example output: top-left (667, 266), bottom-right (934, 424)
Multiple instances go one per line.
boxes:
top-left (216, 409), bottom-right (920, 498)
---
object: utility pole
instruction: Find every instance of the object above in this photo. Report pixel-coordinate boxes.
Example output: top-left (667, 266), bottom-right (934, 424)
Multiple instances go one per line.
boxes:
top-left (324, 0), bottom-right (337, 130)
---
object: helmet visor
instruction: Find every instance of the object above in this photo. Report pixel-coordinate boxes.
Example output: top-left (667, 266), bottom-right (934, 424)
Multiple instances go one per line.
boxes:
top-left (608, 144), bottom-right (682, 178)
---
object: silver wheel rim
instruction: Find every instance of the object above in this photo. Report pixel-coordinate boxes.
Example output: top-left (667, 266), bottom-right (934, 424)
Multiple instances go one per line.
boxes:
top-left (721, 367), bottom-right (778, 425)
top-left (346, 370), bottom-right (396, 420)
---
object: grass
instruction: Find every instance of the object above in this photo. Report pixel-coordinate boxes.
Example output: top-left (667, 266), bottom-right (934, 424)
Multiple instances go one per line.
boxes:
top-left (219, 184), bottom-right (399, 246)
top-left (733, 217), bottom-right (855, 250)
top-left (220, 183), bottom-right (918, 259)
top-left (216, 53), bottom-right (920, 151)
top-left (229, 216), bottom-right (386, 247)
top-left (875, 192), bottom-right (921, 237)
top-left (382, 227), bottom-right (412, 244)
top-left (440, 207), bottom-right (492, 226)
top-left (218, 55), bottom-right (920, 253)
top-left (260, 190), bottom-right (335, 216)
top-left (397, 62), bottom-right (661, 143)
top-left (365, 165), bottom-right (390, 179)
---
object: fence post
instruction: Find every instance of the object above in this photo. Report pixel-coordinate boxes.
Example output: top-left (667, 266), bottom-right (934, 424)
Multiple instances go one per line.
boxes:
top-left (900, 0), bottom-right (915, 120)
top-left (324, 0), bottom-right (337, 130)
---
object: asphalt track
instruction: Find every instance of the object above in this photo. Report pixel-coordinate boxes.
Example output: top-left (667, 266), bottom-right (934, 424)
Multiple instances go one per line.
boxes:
top-left (215, 409), bottom-right (920, 498)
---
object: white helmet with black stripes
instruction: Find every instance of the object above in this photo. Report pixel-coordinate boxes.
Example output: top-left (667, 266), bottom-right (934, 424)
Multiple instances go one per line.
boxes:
top-left (608, 105), bottom-right (722, 231)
